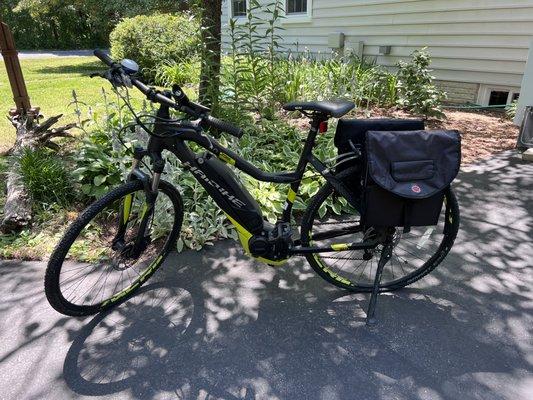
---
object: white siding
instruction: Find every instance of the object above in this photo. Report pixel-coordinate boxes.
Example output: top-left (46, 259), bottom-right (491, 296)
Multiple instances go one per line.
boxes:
top-left (221, 0), bottom-right (533, 90)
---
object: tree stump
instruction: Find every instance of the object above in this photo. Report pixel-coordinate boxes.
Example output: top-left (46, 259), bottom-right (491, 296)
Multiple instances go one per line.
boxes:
top-left (1, 111), bottom-right (75, 233)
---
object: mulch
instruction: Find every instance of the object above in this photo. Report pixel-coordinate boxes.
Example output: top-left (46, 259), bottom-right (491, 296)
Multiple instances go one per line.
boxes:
top-left (353, 108), bottom-right (519, 165)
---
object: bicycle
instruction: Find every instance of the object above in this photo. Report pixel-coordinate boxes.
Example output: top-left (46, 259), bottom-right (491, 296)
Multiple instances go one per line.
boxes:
top-left (44, 50), bottom-right (460, 325)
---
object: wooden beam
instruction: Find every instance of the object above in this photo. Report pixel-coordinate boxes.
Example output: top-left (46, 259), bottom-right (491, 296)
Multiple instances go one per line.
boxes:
top-left (0, 21), bottom-right (31, 114)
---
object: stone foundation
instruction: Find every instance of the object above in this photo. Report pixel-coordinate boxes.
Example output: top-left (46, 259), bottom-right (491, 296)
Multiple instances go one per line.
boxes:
top-left (436, 80), bottom-right (480, 104)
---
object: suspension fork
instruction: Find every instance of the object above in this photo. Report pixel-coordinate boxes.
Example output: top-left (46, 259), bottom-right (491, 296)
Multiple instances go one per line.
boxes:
top-left (113, 148), bottom-right (165, 257)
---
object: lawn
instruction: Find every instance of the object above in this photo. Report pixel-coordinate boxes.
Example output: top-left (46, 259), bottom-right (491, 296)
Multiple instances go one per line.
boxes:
top-left (0, 56), bottom-right (111, 153)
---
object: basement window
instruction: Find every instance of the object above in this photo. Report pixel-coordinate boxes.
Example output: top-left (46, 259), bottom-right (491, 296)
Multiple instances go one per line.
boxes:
top-left (478, 85), bottom-right (521, 106)
top-left (489, 91), bottom-right (510, 106)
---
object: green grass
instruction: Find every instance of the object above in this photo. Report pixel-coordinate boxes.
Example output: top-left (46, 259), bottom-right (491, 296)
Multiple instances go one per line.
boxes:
top-left (0, 56), bottom-right (123, 153)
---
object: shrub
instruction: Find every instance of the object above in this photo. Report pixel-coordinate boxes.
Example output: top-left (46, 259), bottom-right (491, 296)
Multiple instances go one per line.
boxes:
top-left (110, 13), bottom-right (200, 81)
top-left (18, 148), bottom-right (74, 208)
top-left (154, 58), bottom-right (201, 87)
top-left (396, 48), bottom-right (446, 118)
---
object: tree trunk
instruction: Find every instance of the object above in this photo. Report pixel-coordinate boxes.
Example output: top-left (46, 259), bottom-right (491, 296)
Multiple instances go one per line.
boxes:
top-left (1, 113), bottom-right (75, 233)
top-left (198, 0), bottom-right (222, 109)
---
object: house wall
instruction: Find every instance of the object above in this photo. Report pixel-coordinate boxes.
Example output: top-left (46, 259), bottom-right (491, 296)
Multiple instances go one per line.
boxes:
top-left (221, 0), bottom-right (533, 104)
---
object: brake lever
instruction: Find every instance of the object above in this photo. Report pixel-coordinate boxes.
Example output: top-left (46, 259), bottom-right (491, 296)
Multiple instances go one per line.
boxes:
top-left (103, 69), bottom-right (133, 88)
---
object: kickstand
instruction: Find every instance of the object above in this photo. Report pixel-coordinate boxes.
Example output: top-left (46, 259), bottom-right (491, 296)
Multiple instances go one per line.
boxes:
top-left (366, 235), bottom-right (394, 326)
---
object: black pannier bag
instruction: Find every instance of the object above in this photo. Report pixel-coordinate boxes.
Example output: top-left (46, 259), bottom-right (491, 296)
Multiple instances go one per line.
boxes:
top-left (334, 119), bottom-right (426, 204)
top-left (363, 130), bottom-right (461, 229)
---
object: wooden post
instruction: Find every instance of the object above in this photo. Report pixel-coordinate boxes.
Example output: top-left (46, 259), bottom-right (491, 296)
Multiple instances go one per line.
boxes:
top-left (0, 21), bottom-right (74, 233)
top-left (0, 21), bottom-right (32, 115)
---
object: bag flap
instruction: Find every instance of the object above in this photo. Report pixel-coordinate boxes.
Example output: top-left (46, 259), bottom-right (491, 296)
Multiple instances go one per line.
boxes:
top-left (366, 130), bottom-right (461, 199)
top-left (335, 118), bottom-right (425, 154)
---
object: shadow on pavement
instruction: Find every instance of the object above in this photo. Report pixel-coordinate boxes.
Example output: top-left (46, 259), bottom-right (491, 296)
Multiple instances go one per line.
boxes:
top-left (0, 151), bottom-right (531, 400)
top-left (60, 151), bottom-right (532, 399)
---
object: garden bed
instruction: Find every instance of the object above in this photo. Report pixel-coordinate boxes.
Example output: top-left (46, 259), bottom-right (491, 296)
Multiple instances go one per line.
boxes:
top-left (287, 108), bottom-right (519, 165)
top-left (360, 108), bottom-right (520, 165)
top-left (0, 108), bottom-right (518, 261)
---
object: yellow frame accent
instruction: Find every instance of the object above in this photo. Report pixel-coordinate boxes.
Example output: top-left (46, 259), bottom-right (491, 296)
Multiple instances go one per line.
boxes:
top-left (331, 243), bottom-right (349, 251)
top-left (218, 152), bottom-right (236, 165)
top-left (123, 194), bottom-right (133, 224)
top-left (287, 188), bottom-right (297, 203)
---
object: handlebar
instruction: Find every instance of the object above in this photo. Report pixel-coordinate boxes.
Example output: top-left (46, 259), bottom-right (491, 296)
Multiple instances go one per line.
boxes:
top-left (94, 49), bottom-right (116, 67)
top-left (203, 115), bottom-right (243, 138)
top-left (93, 49), bottom-right (243, 139)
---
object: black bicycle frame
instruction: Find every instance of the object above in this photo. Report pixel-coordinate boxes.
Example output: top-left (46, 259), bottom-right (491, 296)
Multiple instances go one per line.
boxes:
top-left (130, 106), bottom-right (379, 256)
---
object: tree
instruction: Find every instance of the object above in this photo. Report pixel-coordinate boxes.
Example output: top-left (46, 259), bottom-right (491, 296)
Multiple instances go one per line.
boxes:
top-left (10, 0), bottom-right (194, 49)
top-left (197, 0), bottom-right (222, 109)
top-left (0, 21), bottom-right (75, 232)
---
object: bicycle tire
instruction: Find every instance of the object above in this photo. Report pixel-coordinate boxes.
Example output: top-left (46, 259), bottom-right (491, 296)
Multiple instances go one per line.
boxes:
top-left (45, 179), bottom-right (183, 316)
top-left (300, 182), bottom-right (460, 292)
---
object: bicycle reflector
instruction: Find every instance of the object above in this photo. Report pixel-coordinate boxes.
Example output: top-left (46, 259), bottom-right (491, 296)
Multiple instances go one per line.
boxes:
top-left (319, 121), bottom-right (328, 133)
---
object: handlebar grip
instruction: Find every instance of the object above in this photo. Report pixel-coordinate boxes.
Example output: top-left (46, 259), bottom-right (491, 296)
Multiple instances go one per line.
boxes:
top-left (94, 49), bottom-right (116, 67)
top-left (204, 115), bottom-right (243, 138)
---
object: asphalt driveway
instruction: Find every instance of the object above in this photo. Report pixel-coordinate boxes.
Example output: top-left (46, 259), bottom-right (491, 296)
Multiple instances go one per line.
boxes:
top-left (0, 150), bottom-right (531, 400)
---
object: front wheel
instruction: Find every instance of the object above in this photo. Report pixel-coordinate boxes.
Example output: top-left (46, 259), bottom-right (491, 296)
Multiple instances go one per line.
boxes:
top-left (300, 183), bottom-right (460, 292)
top-left (45, 179), bottom-right (183, 316)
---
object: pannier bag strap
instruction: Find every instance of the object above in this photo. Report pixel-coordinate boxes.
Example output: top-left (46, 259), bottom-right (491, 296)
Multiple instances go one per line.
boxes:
top-left (402, 200), bottom-right (413, 233)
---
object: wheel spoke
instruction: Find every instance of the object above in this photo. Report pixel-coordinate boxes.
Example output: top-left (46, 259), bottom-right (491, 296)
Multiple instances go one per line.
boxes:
top-left (303, 186), bottom-right (458, 290)
top-left (47, 182), bottom-right (180, 314)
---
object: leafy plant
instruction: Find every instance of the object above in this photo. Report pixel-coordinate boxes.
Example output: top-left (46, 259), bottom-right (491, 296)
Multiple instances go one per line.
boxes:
top-left (18, 148), bottom-right (74, 208)
top-left (263, 0), bottom-right (286, 115)
top-left (110, 13), bottom-right (200, 81)
top-left (155, 58), bottom-right (201, 87)
top-left (71, 89), bottom-right (148, 200)
top-left (506, 100), bottom-right (518, 119)
top-left (396, 48), bottom-right (446, 118)
top-left (72, 130), bottom-right (125, 199)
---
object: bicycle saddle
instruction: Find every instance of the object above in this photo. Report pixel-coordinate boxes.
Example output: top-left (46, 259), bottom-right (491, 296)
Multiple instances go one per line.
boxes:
top-left (283, 100), bottom-right (355, 118)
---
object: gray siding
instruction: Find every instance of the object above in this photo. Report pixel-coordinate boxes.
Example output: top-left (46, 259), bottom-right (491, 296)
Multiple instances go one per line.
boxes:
top-left (221, 0), bottom-right (533, 93)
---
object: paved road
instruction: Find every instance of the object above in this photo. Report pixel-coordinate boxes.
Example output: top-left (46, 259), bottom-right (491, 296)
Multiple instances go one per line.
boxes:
top-left (0, 50), bottom-right (103, 59)
top-left (0, 151), bottom-right (532, 400)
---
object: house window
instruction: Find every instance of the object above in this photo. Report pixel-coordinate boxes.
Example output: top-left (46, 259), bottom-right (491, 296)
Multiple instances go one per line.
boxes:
top-left (478, 85), bottom-right (521, 106)
top-left (232, 0), bottom-right (247, 17)
top-left (287, 0), bottom-right (307, 14)
top-left (489, 91), bottom-right (510, 106)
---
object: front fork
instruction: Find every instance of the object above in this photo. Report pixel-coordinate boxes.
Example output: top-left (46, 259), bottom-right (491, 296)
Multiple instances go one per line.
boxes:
top-left (113, 146), bottom-right (164, 258)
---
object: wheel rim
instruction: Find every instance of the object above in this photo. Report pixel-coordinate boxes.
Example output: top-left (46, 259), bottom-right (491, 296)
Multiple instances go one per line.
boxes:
top-left (57, 187), bottom-right (177, 308)
top-left (305, 190), bottom-right (457, 289)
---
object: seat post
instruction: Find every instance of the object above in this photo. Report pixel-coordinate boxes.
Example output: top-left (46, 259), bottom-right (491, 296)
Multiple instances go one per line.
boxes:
top-left (303, 114), bottom-right (328, 159)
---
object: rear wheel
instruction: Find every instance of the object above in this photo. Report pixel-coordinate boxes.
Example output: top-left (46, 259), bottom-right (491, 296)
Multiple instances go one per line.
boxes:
top-left (300, 183), bottom-right (459, 292)
top-left (45, 179), bottom-right (183, 316)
